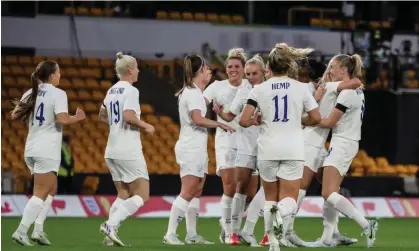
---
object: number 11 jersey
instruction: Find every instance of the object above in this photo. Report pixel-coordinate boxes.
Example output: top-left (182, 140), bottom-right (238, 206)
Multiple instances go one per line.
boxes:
top-left (104, 81), bottom-right (143, 160)
top-left (247, 76), bottom-right (318, 161)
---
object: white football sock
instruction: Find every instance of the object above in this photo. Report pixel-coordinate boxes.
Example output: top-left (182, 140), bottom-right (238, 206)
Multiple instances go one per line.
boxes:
top-left (321, 201), bottom-right (338, 243)
top-left (34, 195), bottom-right (53, 233)
top-left (333, 216), bottom-right (340, 234)
top-left (327, 192), bottom-right (369, 229)
top-left (242, 187), bottom-right (264, 234)
top-left (278, 197), bottom-right (297, 233)
top-left (220, 194), bottom-right (233, 235)
top-left (107, 195), bottom-right (144, 227)
top-left (232, 193), bottom-right (246, 233)
top-left (264, 201), bottom-right (278, 245)
top-left (185, 198), bottom-right (200, 237)
top-left (17, 196), bottom-right (44, 235)
top-left (109, 197), bottom-right (125, 218)
top-left (166, 196), bottom-right (190, 235)
top-left (288, 189), bottom-right (306, 233)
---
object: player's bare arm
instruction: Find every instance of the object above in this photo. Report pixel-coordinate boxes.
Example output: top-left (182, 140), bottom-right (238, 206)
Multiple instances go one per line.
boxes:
top-left (337, 78), bottom-right (362, 92)
top-left (239, 101), bottom-right (258, 128)
top-left (56, 108), bottom-right (86, 125)
top-left (191, 109), bottom-right (235, 132)
top-left (98, 106), bottom-right (108, 124)
top-left (317, 106), bottom-right (345, 128)
top-left (213, 104), bottom-right (236, 122)
top-left (123, 110), bottom-right (155, 135)
top-left (302, 107), bottom-right (321, 126)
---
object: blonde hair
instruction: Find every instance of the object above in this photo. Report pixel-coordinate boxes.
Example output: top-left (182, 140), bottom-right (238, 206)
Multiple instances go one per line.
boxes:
top-left (332, 54), bottom-right (364, 78)
top-left (225, 48), bottom-right (247, 66)
top-left (268, 43), bottom-right (314, 78)
top-left (175, 55), bottom-right (204, 97)
top-left (115, 52), bottom-right (137, 78)
top-left (246, 54), bottom-right (265, 73)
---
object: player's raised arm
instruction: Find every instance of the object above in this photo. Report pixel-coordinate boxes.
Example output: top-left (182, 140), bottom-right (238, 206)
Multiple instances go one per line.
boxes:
top-left (317, 90), bottom-right (353, 128)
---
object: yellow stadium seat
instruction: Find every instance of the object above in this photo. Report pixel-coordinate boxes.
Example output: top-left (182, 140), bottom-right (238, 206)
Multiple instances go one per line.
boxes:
top-left (232, 15), bottom-right (245, 24)
top-left (219, 14), bottom-right (232, 24)
top-left (100, 58), bottom-right (113, 67)
top-left (84, 102), bottom-right (98, 113)
top-left (64, 7), bottom-right (76, 15)
top-left (100, 80), bottom-right (112, 89)
top-left (333, 19), bottom-right (342, 29)
top-left (311, 18), bottom-right (322, 26)
top-left (91, 8), bottom-right (103, 16)
top-left (33, 56), bottom-right (45, 65)
top-left (77, 7), bottom-right (89, 16)
top-left (323, 19), bottom-right (333, 28)
top-left (194, 13), bottom-right (206, 22)
top-left (159, 116), bottom-right (172, 125)
top-left (77, 90), bottom-right (92, 100)
top-left (1, 100), bottom-right (13, 110)
top-left (8, 88), bottom-right (22, 98)
top-left (60, 78), bottom-right (73, 89)
top-left (169, 12), bottom-right (181, 20)
top-left (105, 69), bottom-right (115, 80)
top-left (65, 67), bottom-right (80, 77)
top-left (2, 65), bottom-right (10, 74)
top-left (369, 21), bottom-right (381, 29)
top-left (207, 13), bottom-right (219, 23)
top-left (5, 56), bottom-right (18, 64)
top-left (376, 157), bottom-right (389, 168)
top-left (72, 58), bottom-right (84, 66)
top-left (92, 90), bottom-right (105, 100)
top-left (66, 90), bottom-right (77, 100)
top-left (86, 79), bottom-right (100, 89)
top-left (103, 8), bottom-right (113, 17)
top-left (140, 104), bottom-right (154, 114)
top-left (3, 76), bottom-right (15, 87)
top-left (18, 56), bottom-right (32, 65)
top-left (24, 66), bottom-right (36, 75)
top-left (10, 66), bottom-right (24, 75)
top-left (182, 12), bottom-right (193, 21)
top-left (87, 58), bottom-right (100, 67)
top-left (382, 21), bottom-right (391, 28)
top-left (157, 11), bottom-right (168, 20)
top-left (144, 114), bottom-right (159, 125)
top-left (16, 77), bottom-right (30, 88)
top-left (59, 57), bottom-right (73, 66)
top-left (72, 78), bottom-right (85, 88)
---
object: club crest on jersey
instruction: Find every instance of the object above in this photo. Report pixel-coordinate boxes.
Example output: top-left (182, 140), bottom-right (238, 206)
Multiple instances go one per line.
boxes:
top-left (272, 82), bottom-right (290, 90)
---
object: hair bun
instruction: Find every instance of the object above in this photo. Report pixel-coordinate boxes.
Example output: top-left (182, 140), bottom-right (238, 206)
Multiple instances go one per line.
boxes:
top-left (116, 52), bottom-right (124, 59)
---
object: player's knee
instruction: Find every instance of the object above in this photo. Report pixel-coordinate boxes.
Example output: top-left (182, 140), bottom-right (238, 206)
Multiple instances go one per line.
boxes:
top-left (321, 189), bottom-right (332, 200)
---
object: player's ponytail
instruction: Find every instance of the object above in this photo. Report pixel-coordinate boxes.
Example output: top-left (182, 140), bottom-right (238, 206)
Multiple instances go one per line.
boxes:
top-left (175, 55), bottom-right (204, 97)
top-left (268, 43), bottom-right (314, 78)
top-left (11, 61), bottom-right (58, 122)
top-left (332, 54), bottom-right (364, 79)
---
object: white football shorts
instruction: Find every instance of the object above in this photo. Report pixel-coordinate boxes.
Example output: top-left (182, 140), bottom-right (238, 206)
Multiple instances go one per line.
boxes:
top-left (322, 136), bottom-right (359, 176)
top-left (24, 157), bottom-right (60, 175)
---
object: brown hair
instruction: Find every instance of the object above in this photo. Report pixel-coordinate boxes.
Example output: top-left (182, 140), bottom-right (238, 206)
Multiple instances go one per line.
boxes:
top-left (268, 43), bottom-right (314, 78)
top-left (12, 61), bottom-right (58, 122)
top-left (175, 55), bottom-right (204, 97)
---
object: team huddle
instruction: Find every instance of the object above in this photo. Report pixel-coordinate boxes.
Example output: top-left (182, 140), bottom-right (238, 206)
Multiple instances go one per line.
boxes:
top-left (10, 43), bottom-right (378, 250)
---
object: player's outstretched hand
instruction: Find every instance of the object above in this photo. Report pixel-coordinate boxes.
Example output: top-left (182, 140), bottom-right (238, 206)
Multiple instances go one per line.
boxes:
top-left (145, 124), bottom-right (155, 135)
top-left (252, 111), bottom-right (262, 126)
top-left (314, 84), bottom-right (326, 102)
top-left (213, 104), bottom-right (223, 114)
top-left (76, 108), bottom-right (86, 121)
top-left (218, 122), bottom-right (235, 133)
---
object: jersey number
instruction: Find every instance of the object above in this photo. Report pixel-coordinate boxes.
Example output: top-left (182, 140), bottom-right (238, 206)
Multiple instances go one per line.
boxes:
top-left (109, 101), bottom-right (120, 125)
top-left (361, 99), bottom-right (365, 121)
top-left (272, 95), bottom-right (289, 122)
top-left (34, 102), bottom-right (45, 126)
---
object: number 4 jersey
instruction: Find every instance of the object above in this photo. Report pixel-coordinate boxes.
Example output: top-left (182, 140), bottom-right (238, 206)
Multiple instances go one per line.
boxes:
top-left (247, 76), bottom-right (318, 161)
top-left (103, 81), bottom-right (143, 160)
top-left (22, 83), bottom-right (69, 160)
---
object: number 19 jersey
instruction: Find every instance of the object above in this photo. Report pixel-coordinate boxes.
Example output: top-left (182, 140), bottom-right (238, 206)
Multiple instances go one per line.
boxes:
top-left (248, 76), bottom-right (318, 161)
top-left (104, 81), bottom-right (143, 160)
top-left (23, 83), bottom-right (69, 160)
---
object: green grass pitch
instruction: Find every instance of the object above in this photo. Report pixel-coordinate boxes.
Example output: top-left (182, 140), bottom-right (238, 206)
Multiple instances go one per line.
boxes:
top-left (2, 217), bottom-right (419, 251)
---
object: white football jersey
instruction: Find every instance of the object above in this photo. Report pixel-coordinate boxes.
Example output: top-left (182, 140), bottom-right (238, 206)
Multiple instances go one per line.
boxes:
top-left (175, 84), bottom-right (208, 152)
top-left (332, 88), bottom-right (365, 141)
top-left (23, 83), bottom-right (68, 160)
top-left (303, 81), bottom-right (341, 147)
top-left (230, 84), bottom-right (261, 156)
top-left (104, 81), bottom-right (143, 160)
top-left (248, 76), bottom-right (318, 161)
top-left (203, 79), bottom-right (250, 149)
top-left (307, 82), bottom-right (316, 96)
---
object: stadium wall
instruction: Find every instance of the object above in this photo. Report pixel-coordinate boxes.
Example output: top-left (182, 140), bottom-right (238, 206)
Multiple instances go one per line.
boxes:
top-left (2, 16), bottom-right (418, 58)
top-left (2, 195), bottom-right (419, 218)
